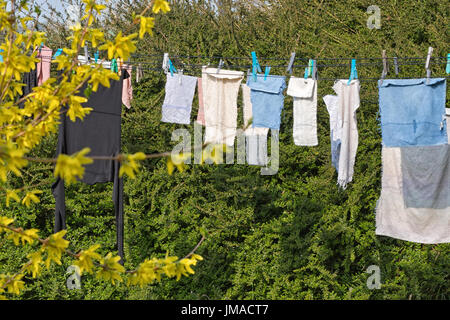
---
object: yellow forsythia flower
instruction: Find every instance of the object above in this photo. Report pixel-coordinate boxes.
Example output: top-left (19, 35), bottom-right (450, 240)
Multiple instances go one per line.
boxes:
top-left (5, 189), bottom-right (20, 207)
top-left (138, 15), bottom-right (155, 39)
top-left (54, 148), bottom-right (93, 184)
top-left (21, 190), bottom-right (43, 207)
top-left (96, 253), bottom-right (125, 285)
top-left (75, 244), bottom-right (102, 275)
top-left (152, 0), bottom-right (171, 14)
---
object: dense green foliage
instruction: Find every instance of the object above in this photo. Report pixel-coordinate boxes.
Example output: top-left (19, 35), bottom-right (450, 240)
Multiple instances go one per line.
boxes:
top-left (1, 0), bottom-right (449, 299)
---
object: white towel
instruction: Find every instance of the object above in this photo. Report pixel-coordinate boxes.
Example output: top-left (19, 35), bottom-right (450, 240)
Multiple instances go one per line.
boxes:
top-left (376, 147), bottom-right (450, 243)
top-left (287, 78), bottom-right (318, 146)
top-left (331, 79), bottom-right (360, 189)
top-left (161, 73), bottom-right (198, 124)
top-left (203, 67), bottom-right (244, 146)
top-left (242, 84), bottom-right (269, 165)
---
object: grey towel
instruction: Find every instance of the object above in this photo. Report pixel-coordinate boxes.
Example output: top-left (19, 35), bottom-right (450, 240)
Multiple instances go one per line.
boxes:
top-left (401, 144), bottom-right (450, 209)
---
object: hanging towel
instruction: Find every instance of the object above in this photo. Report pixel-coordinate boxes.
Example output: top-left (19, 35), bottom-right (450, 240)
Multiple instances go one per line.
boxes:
top-left (161, 73), bottom-right (198, 124)
top-left (122, 65), bottom-right (133, 109)
top-left (203, 67), bottom-right (244, 146)
top-left (36, 45), bottom-right (52, 86)
top-left (376, 147), bottom-right (450, 243)
top-left (247, 74), bottom-right (286, 130)
top-left (287, 77), bottom-right (318, 146)
top-left (379, 78), bottom-right (447, 147)
top-left (400, 145), bottom-right (449, 209)
top-left (323, 94), bottom-right (341, 171)
top-left (196, 77), bottom-right (205, 125)
top-left (324, 80), bottom-right (360, 189)
top-left (242, 83), bottom-right (269, 165)
top-left (52, 70), bottom-right (126, 261)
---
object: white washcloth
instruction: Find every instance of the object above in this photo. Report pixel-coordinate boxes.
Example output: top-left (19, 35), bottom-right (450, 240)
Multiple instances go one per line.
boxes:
top-left (287, 78), bottom-right (318, 146)
top-left (203, 67), bottom-right (244, 146)
top-left (161, 73), bottom-right (198, 124)
top-left (242, 84), bottom-right (269, 165)
top-left (376, 147), bottom-right (450, 243)
top-left (331, 79), bottom-right (360, 189)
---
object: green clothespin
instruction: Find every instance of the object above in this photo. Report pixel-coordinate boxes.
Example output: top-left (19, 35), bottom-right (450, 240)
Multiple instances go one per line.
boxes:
top-left (111, 58), bottom-right (118, 73)
top-left (304, 59), bottom-right (313, 79)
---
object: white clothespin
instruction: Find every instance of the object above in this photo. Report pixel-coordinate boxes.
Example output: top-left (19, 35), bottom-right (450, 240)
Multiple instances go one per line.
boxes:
top-left (217, 59), bottom-right (224, 73)
top-left (312, 59), bottom-right (317, 80)
top-left (162, 53), bottom-right (170, 74)
top-left (84, 44), bottom-right (89, 64)
top-left (425, 47), bottom-right (433, 83)
top-left (380, 50), bottom-right (388, 85)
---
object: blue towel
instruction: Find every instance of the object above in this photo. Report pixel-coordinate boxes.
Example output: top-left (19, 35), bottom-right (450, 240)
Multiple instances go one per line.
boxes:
top-left (247, 75), bottom-right (286, 130)
top-left (379, 78), bottom-right (447, 147)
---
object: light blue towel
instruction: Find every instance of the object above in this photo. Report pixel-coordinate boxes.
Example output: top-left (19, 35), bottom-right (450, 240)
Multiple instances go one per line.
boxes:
top-left (379, 78), bottom-right (447, 147)
top-left (247, 75), bottom-right (286, 130)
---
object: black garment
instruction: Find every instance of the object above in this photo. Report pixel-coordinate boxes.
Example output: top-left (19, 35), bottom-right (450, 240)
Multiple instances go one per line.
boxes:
top-left (52, 71), bottom-right (125, 261)
top-left (19, 68), bottom-right (37, 108)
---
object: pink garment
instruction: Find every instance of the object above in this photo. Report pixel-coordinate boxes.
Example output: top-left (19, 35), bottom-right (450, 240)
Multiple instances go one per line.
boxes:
top-left (196, 78), bottom-right (205, 125)
top-left (36, 45), bottom-right (52, 86)
top-left (122, 65), bottom-right (133, 109)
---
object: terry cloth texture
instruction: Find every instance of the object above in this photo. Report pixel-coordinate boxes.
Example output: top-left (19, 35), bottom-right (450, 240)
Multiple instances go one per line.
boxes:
top-left (287, 77), bottom-right (318, 146)
top-left (52, 70), bottom-right (125, 261)
top-left (242, 83), bottom-right (269, 165)
top-left (401, 145), bottom-right (450, 209)
top-left (161, 73), bottom-right (198, 124)
top-left (379, 78), bottom-right (447, 147)
top-left (203, 67), bottom-right (244, 146)
top-left (247, 74), bottom-right (286, 130)
top-left (375, 147), bottom-right (450, 244)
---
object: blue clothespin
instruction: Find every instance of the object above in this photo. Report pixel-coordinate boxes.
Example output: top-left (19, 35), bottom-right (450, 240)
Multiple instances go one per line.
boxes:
top-left (39, 42), bottom-right (43, 54)
top-left (52, 48), bottom-right (63, 59)
top-left (94, 50), bottom-right (99, 63)
top-left (264, 66), bottom-right (271, 80)
top-left (251, 51), bottom-right (262, 81)
top-left (168, 58), bottom-right (177, 77)
top-left (446, 53), bottom-right (450, 74)
top-left (348, 59), bottom-right (358, 85)
top-left (0, 49), bottom-right (3, 63)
